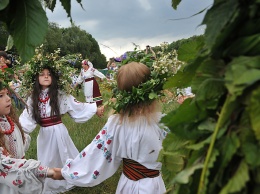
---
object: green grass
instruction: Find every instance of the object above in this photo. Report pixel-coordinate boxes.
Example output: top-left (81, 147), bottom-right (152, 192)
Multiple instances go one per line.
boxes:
top-left (22, 86), bottom-right (178, 194)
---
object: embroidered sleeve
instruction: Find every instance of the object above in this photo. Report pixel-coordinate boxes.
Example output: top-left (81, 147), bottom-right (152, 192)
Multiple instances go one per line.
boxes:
top-left (61, 120), bottom-right (121, 187)
top-left (0, 148), bottom-right (47, 193)
top-left (19, 97), bottom-right (37, 133)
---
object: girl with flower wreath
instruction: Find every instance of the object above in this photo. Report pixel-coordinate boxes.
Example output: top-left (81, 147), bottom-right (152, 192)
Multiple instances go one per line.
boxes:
top-left (58, 62), bottom-right (167, 194)
top-left (0, 77), bottom-right (62, 194)
top-left (19, 65), bottom-right (104, 194)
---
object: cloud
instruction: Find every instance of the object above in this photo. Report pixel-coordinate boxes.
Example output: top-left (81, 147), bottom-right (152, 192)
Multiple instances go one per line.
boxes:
top-left (46, 0), bottom-right (213, 60)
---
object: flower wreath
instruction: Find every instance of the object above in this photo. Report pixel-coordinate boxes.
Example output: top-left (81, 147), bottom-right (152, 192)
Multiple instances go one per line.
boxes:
top-left (20, 45), bottom-right (81, 96)
top-left (109, 43), bottom-right (184, 113)
top-left (0, 68), bottom-right (13, 90)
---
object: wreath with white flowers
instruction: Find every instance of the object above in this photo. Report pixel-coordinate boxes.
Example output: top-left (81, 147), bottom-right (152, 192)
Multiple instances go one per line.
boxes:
top-left (108, 43), bottom-right (184, 113)
top-left (20, 45), bottom-right (81, 97)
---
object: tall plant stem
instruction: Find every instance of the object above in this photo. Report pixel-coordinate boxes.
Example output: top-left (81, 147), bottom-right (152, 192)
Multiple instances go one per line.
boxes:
top-left (197, 96), bottom-right (233, 194)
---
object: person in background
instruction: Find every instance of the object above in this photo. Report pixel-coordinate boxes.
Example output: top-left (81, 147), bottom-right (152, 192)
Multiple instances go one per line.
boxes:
top-left (145, 45), bottom-right (156, 59)
top-left (57, 62), bottom-right (168, 194)
top-left (9, 73), bottom-right (23, 109)
top-left (106, 58), bottom-right (118, 80)
top-left (176, 86), bottom-right (195, 104)
top-left (0, 51), bottom-right (9, 72)
top-left (19, 67), bottom-right (104, 194)
top-left (74, 59), bottom-right (107, 106)
top-left (0, 78), bottom-right (61, 194)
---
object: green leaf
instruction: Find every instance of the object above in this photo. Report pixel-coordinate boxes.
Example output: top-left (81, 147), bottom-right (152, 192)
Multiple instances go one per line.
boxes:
top-left (224, 33), bottom-right (260, 56)
top-left (220, 160), bottom-right (249, 194)
top-left (191, 59), bottom-right (225, 93)
top-left (171, 0), bottom-right (181, 10)
top-left (186, 136), bottom-right (211, 151)
top-left (174, 163), bottom-right (203, 184)
top-left (0, 0), bottom-right (9, 10)
top-left (162, 133), bottom-right (190, 152)
top-left (220, 132), bottom-right (240, 168)
top-left (161, 98), bottom-right (207, 130)
top-left (177, 37), bottom-right (204, 63)
top-left (12, 0), bottom-right (48, 62)
top-left (160, 151), bottom-right (185, 173)
top-left (6, 35), bottom-right (13, 51)
top-left (242, 142), bottom-right (260, 167)
top-left (225, 56), bottom-right (260, 100)
top-left (249, 86), bottom-right (260, 142)
top-left (164, 55), bottom-right (206, 89)
top-left (195, 78), bottom-right (225, 110)
top-left (60, 0), bottom-right (72, 21)
top-left (201, 149), bottom-right (219, 194)
top-left (202, 0), bottom-right (239, 49)
top-left (149, 92), bottom-right (157, 99)
top-left (44, 0), bottom-right (57, 11)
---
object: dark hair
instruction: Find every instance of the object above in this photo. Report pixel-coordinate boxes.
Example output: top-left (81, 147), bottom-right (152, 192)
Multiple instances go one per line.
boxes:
top-left (31, 67), bottom-right (60, 124)
top-left (0, 51), bottom-right (8, 59)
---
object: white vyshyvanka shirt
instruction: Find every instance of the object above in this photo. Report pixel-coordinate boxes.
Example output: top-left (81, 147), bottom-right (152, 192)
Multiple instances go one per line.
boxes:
top-left (19, 89), bottom-right (97, 194)
top-left (62, 113), bottom-right (167, 194)
top-left (0, 116), bottom-right (48, 194)
top-left (76, 66), bottom-right (106, 103)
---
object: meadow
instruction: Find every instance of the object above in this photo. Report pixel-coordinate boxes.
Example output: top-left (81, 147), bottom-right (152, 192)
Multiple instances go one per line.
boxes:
top-left (22, 83), bottom-right (178, 194)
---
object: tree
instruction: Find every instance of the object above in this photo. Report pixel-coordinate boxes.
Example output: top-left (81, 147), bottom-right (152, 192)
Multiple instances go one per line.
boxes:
top-left (44, 23), bottom-right (107, 68)
top-left (0, 0), bottom-right (81, 62)
top-left (160, 0), bottom-right (260, 193)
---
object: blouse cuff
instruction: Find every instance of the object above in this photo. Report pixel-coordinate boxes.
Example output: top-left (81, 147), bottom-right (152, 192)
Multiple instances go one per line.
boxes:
top-left (35, 165), bottom-right (49, 179)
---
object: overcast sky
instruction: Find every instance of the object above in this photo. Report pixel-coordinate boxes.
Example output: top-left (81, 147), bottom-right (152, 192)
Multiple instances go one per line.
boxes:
top-left (46, 0), bottom-right (213, 60)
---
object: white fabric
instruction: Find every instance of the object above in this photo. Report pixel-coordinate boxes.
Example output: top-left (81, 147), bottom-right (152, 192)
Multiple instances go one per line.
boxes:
top-left (19, 89), bottom-right (97, 194)
top-left (0, 117), bottom-right (48, 194)
top-left (62, 113), bottom-right (167, 194)
top-left (76, 67), bottom-right (106, 102)
top-left (10, 80), bottom-right (22, 93)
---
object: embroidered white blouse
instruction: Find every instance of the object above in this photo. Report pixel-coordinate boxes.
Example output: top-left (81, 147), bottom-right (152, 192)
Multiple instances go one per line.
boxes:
top-left (62, 113), bottom-right (167, 194)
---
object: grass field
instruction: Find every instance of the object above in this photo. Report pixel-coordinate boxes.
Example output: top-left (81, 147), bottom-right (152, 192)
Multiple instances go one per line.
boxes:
top-left (21, 85), bottom-right (178, 194)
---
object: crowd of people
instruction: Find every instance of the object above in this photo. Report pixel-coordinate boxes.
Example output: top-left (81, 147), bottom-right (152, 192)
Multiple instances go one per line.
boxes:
top-left (0, 46), bottom-right (194, 193)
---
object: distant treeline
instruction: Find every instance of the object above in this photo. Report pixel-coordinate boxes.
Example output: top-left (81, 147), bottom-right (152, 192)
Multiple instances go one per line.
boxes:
top-left (0, 21), bottom-right (203, 69)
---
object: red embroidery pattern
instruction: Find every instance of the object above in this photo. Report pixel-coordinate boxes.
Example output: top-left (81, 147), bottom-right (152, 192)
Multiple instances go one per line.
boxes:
top-left (94, 127), bottom-right (112, 162)
top-left (39, 96), bottom-right (50, 104)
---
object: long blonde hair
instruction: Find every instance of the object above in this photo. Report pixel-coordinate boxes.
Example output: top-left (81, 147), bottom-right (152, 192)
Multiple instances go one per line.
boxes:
top-left (116, 62), bottom-right (160, 121)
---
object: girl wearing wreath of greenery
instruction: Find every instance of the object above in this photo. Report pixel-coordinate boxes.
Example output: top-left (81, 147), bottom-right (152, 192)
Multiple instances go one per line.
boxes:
top-left (0, 74), bottom-right (62, 194)
top-left (19, 56), bottom-right (104, 193)
top-left (58, 62), bottom-right (167, 193)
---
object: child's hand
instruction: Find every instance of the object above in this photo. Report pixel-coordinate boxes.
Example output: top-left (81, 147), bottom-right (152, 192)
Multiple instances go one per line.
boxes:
top-left (47, 168), bottom-right (64, 180)
top-left (96, 106), bottom-right (105, 117)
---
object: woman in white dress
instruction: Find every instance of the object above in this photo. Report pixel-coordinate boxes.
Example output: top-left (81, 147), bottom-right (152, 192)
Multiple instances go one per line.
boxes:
top-left (74, 59), bottom-right (106, 106)
top-left (0, 80), bottom-right (61, 194)
top-left (19, 67), bottom-right (104, 194)
top-left (60, 62), bottom-right (167, 194)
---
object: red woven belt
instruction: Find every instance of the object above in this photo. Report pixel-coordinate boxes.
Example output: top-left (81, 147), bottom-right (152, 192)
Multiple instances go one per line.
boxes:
top-left (40, 116), bottom-right (62, 127)
top-left (123, 158), bottom-right (160, 181)
top-left (85, 77), bottom-right (94, 82)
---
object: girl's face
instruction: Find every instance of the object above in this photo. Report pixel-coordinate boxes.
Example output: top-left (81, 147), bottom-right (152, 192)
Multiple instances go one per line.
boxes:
top-left (0, 88), bottom-right (11, 116)
top-left (82, 61), bottom-right (89, 70)
top-left (39, 69), bottom-right (52, 90)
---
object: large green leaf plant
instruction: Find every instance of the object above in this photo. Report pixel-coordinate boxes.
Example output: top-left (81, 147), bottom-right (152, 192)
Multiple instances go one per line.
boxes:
top-left (160, 0), bottom-right (260, 193)
top-left (0, 0), bottom-right (82, 62)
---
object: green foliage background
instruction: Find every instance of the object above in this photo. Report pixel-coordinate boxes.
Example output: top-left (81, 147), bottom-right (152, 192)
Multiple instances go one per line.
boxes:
top-left (159, 0), bottom-right (260, 193)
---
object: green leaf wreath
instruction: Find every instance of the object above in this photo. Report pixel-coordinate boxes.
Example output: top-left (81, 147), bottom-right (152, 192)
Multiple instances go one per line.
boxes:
top-left (109, 43), bottom-right (184, 113)
top-left (20, 45), bottom-right (81, 97)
